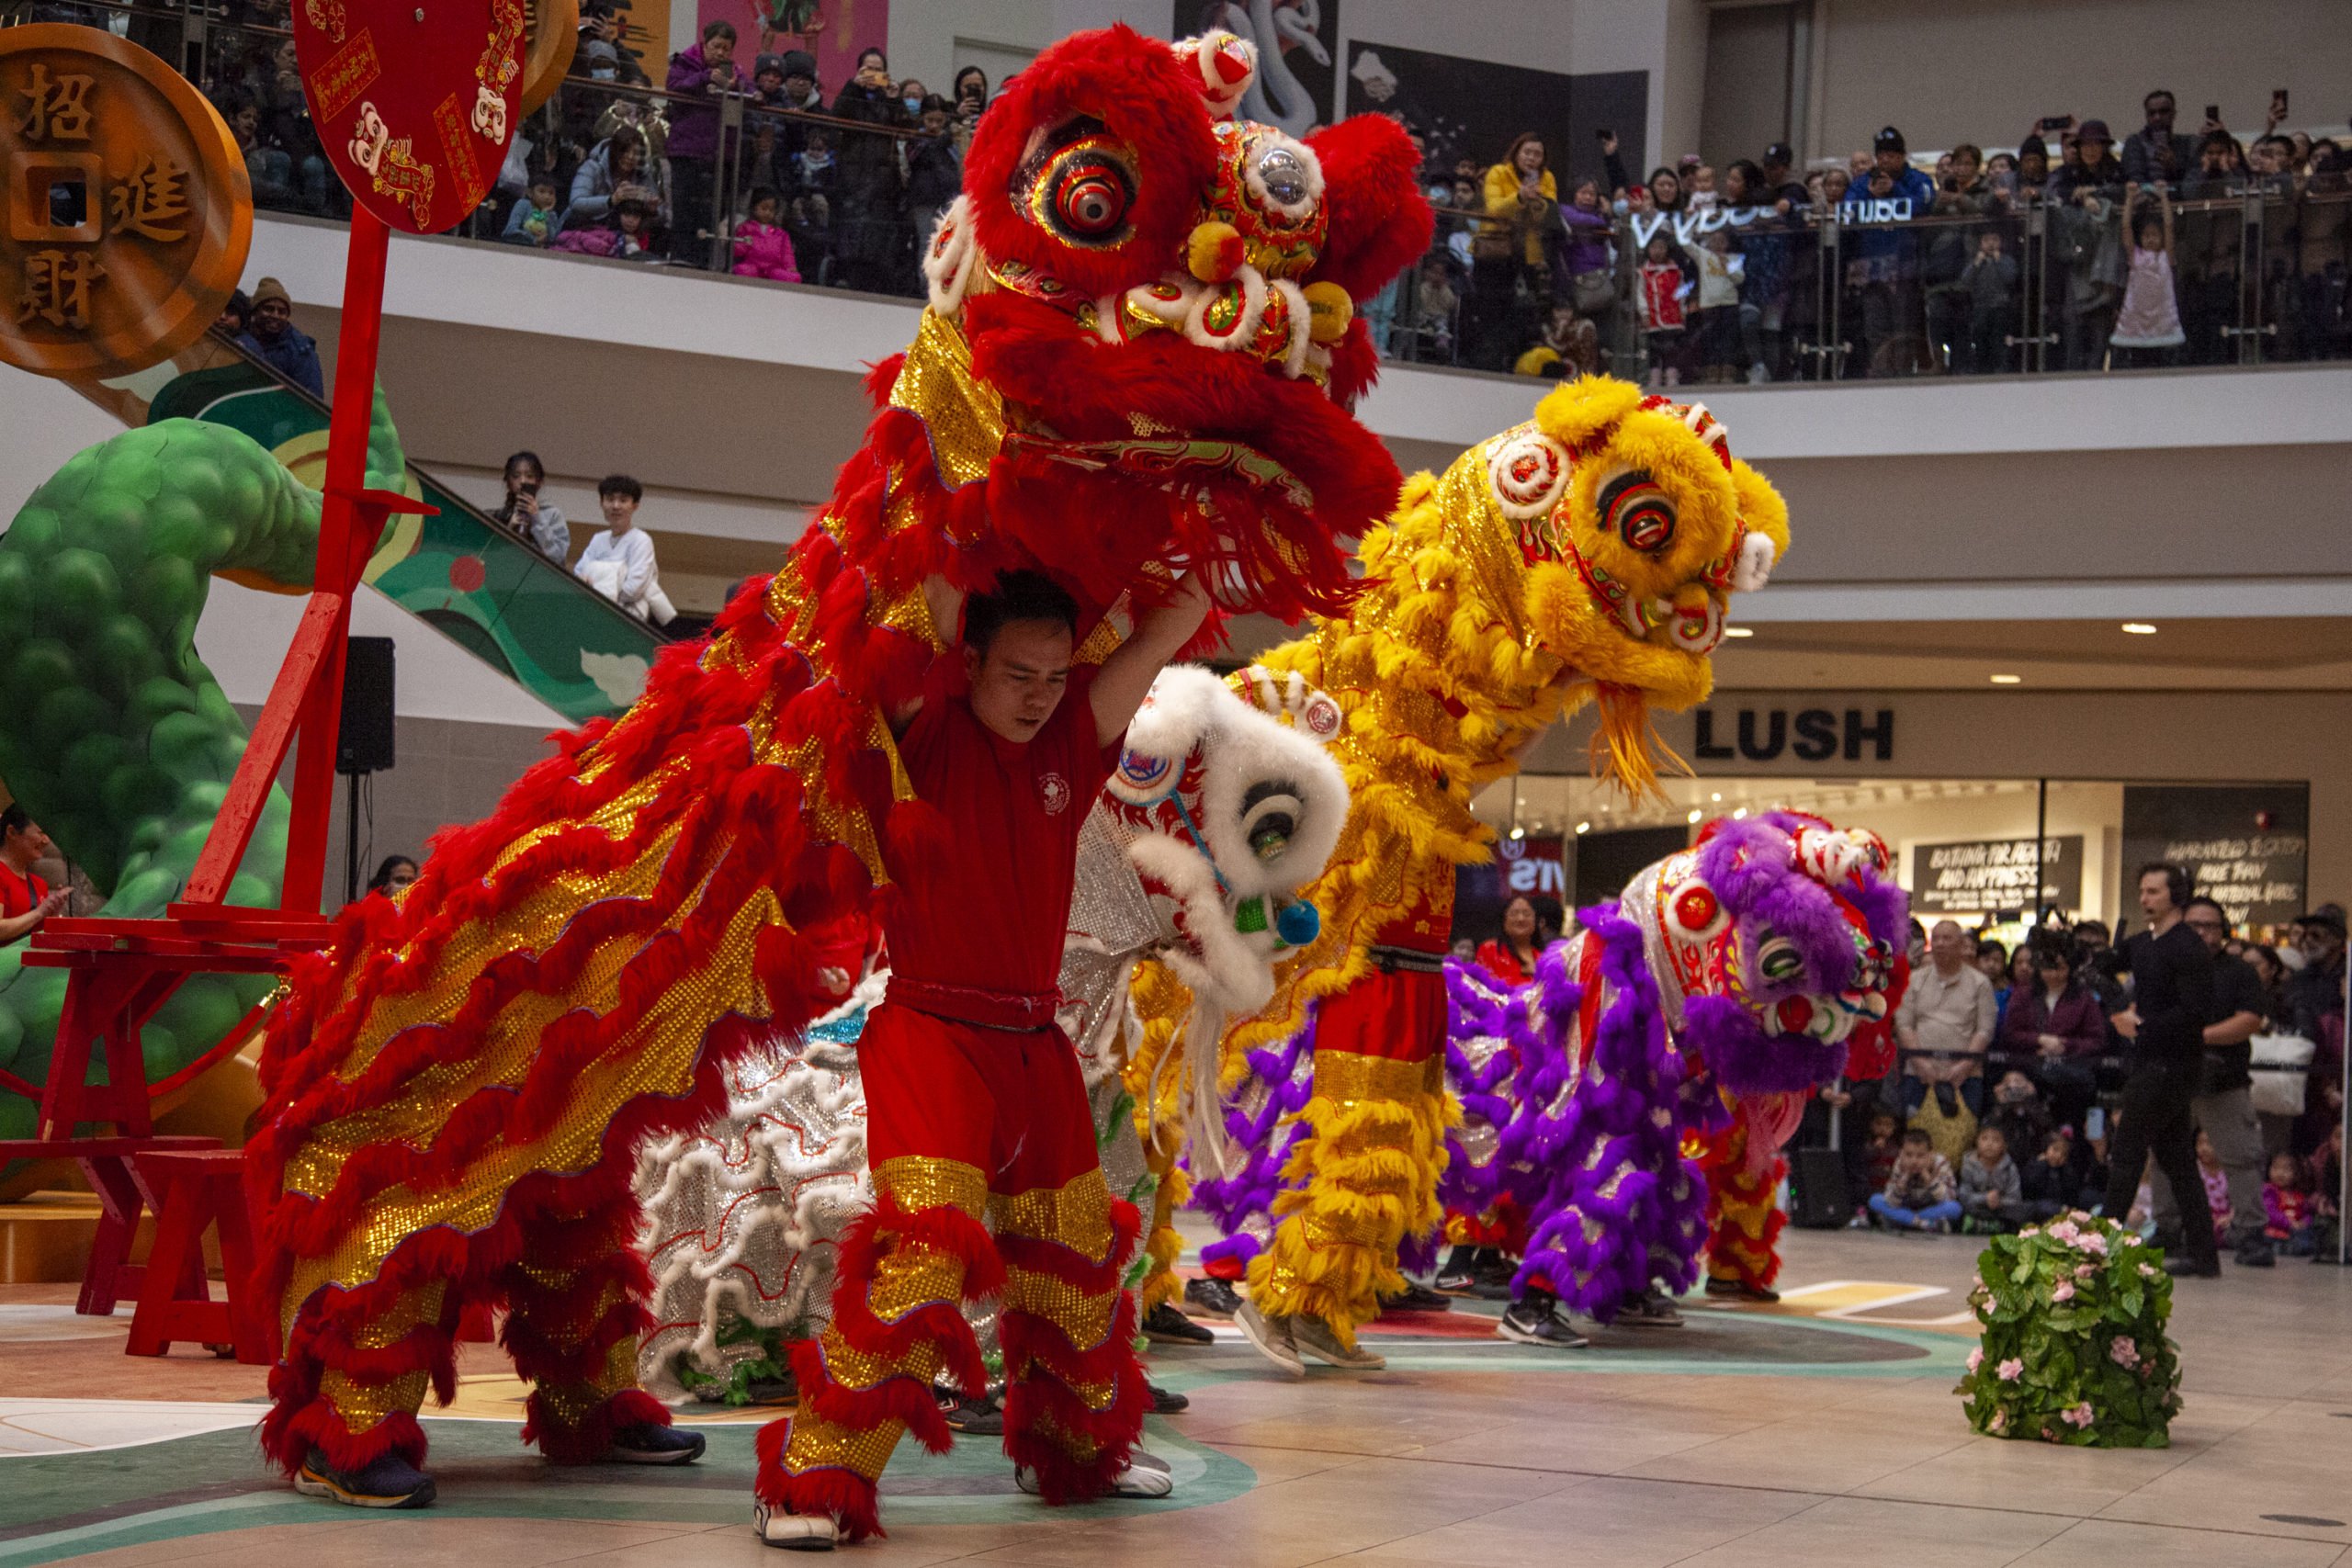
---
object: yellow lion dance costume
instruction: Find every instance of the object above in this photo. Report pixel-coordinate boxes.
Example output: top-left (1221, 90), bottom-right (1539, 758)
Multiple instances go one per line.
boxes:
top-left (1131, 378), bottom-right (1791, 1358)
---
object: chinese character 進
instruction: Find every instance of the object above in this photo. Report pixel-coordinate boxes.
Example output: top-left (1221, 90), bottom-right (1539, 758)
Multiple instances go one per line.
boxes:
top-left (16, 65), bottom-right (96, 142)
top-left (17, 249), bottom-right (106, 329)
top-left (109, 152), bottom-right (190, 242)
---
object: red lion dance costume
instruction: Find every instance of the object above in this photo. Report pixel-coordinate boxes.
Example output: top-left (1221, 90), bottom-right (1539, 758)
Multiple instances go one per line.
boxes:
top-left (247, 26), bottom-right (1430, 1540)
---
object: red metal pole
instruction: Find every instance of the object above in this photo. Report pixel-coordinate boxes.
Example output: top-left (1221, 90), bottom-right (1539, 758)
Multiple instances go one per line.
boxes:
top-left (283, 209), bottom-right (393, 914)
top-left (186, 209), bottom-right (391, 910)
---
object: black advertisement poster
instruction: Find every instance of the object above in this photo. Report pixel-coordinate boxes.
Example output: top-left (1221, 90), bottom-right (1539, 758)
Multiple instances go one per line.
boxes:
top-left (2120, 784), bottom-right (2310, 935)
top-left (1911, 836), bottom-right (2084, 917)
top-left (1171, 1), bottom-right (1341, 136)
top-left (1340, 40), bottom-right (1647, 197)
top-left (1453, 834), bottom-right (1565, 945)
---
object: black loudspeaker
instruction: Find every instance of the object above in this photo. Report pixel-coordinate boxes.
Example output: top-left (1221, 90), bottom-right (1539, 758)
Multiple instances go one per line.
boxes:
top-left (337, 636), bottom-right (396, 774)
top-left (1789, 1146), bottom-right (1852, 1229)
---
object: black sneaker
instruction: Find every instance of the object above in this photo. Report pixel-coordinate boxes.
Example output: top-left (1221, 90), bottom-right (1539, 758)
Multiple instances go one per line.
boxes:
top-left (1433, 1244), bottom-right (1479, 1293)
top-left (940, 1392), bottom-right (1005, 1435)
top-left (610, 1424), bottom-right (706, 1463)
top-left (1496, 1291), bottom-right (1589, 1348)
top-left (2235, 1236), bottom-right (2278, 1269)
top-left (295, 1447), bottom-right (436, 1508)
top-left (2163, 1255), bottom-right (2221, 1278)
top-left (1705, 1276), bottom-right (1781, 1303)
top-left (1144, 1301), bottom-right (1216, 1345)
top-left (1377, 1280), bottom-right (1453, 1314)
top-left (1148, 1382), bottom-right (1191, 1414)
top-left (1619, 1288), bottom-right (1685, 1327)
top-left (1183, 1276), bottom-right (1244, 1318)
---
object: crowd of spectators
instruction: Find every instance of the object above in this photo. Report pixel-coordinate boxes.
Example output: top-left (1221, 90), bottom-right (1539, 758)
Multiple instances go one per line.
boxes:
top-left (1826, 895), bottom-right (2345, 1269)
top-left (153, 12), bottom-right (2352, 385)
top-left (1396, 87), bottom-right (2351, 383)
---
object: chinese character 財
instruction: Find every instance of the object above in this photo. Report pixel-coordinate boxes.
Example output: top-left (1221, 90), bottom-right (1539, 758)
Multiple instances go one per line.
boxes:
top-left (17, 249), bottom-right (106, 329)
top-left (109, 152), bottom-right (190, 242)
top-left (16, 65), bottom-right (96, 142)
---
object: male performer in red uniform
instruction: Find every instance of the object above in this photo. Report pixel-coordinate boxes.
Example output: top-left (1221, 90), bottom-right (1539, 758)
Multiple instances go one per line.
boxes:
top-left (756, 568), bottom-right (1211, 1550)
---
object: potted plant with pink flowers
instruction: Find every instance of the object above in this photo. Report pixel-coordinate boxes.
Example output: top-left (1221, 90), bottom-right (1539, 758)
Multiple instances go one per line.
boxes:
top-left (1954, 1210), bottom-right (2182, 1447)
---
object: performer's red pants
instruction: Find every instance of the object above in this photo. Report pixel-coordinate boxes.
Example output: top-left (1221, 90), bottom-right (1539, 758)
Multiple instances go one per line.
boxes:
top-left (755, 1002), bottom-right (1146, 1541)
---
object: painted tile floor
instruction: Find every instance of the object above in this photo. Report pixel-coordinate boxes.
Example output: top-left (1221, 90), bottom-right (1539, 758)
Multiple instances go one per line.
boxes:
top-left (3, 1226), bottom-right (2348, 1568)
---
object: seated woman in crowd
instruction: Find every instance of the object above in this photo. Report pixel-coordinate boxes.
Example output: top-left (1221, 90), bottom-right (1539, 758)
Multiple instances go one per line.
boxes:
top-left (1997, 934), bottom-right (2108, 1129)
top-left (566, 125), bottom-right (651, 233)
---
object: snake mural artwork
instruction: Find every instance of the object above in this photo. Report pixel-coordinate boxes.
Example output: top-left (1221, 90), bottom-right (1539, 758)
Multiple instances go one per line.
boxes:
top-left (0, 395), bottom-right (406, 1146)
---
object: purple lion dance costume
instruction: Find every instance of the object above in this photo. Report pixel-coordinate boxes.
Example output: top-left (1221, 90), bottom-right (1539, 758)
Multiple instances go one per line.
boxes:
top-left (1442, 811), bottom-right (1911, 1325)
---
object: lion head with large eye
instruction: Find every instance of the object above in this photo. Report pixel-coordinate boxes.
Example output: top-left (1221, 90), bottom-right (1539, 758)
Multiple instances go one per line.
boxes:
top-left (1469, 376), bottom-right (1792, 792)
top-left (1623, 810), bottom-right (1910, 1156)
top-left (911, 25), bottom-right (1432, 628)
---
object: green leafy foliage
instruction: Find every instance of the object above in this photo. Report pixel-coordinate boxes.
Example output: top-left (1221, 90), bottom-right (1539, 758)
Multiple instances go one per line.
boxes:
top-left (1953, 1210), bottom-right (2182, 1448)
top-left (670, 1312), bottom-right (807, 1406)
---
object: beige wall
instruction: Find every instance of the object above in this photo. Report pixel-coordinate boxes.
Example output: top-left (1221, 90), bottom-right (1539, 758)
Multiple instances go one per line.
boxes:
top-left (1814, 0), bottom-right (2352, 160)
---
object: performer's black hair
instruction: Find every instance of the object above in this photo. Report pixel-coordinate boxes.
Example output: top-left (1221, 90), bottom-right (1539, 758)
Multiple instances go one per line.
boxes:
top-left (963, 569), bottom-right (1078, 656)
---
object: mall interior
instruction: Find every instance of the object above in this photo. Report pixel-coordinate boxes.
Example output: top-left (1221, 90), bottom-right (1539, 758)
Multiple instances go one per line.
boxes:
top-left (1, 2), bottom-right (2349, 1566)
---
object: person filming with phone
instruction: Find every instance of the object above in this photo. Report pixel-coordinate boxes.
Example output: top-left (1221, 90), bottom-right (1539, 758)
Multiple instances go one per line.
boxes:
top-left (1, 805), bottom-right (70, 946)
top-left (497, 450), bottom-right (571, 565)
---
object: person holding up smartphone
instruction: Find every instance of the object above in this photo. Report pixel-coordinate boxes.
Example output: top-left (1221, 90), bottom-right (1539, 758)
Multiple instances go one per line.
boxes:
top-left (498, 450), bottom-right (571, 565)
top-left (2123, 88), bottom-right (2196, 186)
top-left (0, 805), bottom-right (70, 946)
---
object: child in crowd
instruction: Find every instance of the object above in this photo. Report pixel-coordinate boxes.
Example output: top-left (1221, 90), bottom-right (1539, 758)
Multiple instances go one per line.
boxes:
top-left (555, 186), bottom-right (659, 261)
top-left (2111, 182), bottom-right (2184, 366)
top-left (1683, 227), bottom-right (1745, 382)
top-left (1870, 1128), bottom-right (1961, 1232)
top-left (1959, 1123), bottom-right (2022, 1233)
top-left (1956, 229), bottom-right (2020, 375)
top-left (1636, 230), bottom-right (1689, 387)
top-left (730, 187), bottom-right (802, 282)
top-left (1845, 1107), bottom-right (1905, 1225)
top-left (1685, 164), bottom-right (1719, 211)
top-left (2264, 1152), bottom-right (2320, 1255)
top-left (2018, 1131), bottom-right (2077, 1221)
top-left (503, 175), bottom-right (562, 247)
top-left (1411, 259), bottom-right (1462, 357)
top-left (2193, 1130), bottom-right (2233, 1247)
top-left (1984, 1070), bottom-right (2052, 1162)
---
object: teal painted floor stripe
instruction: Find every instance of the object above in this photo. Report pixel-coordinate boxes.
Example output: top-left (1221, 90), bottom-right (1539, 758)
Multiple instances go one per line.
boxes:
top-left (0, 1420), bottom-right (1249, 1567)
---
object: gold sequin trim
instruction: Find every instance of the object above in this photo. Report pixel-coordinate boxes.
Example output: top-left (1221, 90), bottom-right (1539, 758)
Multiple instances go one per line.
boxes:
top-left (810, 1328), bottom-right (945, 1397)
top-left (1002, 1265), bottom-right (1119, 1351)
top-left (888, 310), bottom-right (1008, 491)
top-left (989, 1168), bottom-right (1115, 1265)
top-left (322, 1366), bottom-right (431, 1434)
top-left (866, 1247), bottom-right (967, 1329)
top-left (873, 1156), bottom-right (989, 1219)
top-left (782, 1410), bottom-right (905, 1483)
top-left (1312, 1052), bottom-right (1436, 1105)
top-left (531, 1337), bottom-right (639, 1431)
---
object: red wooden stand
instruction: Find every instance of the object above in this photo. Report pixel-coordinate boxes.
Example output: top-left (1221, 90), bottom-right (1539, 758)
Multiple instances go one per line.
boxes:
top-left (7, 210), bottom-right (430, 1351)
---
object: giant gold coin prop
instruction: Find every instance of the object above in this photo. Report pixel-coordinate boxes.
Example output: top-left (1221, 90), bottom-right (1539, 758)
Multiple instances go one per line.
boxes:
top-left (0, 25), bottom-right (251, 379)
top-left (295, 0), bottom-right (525, 234)
top-left (520, 0), bottom-right (580, 116)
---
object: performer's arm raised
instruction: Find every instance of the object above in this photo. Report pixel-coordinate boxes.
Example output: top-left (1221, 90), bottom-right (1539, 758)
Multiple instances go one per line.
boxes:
top-left (1090, 573), bottom-right (1213, 746)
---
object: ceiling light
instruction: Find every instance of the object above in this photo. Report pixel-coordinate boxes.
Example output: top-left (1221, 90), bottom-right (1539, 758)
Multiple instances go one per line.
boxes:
top-left (1509, 825), bottom-right (1525, 840)
top-left (1990, 673), bottom-right (2021, 684)
top-left (1686, 808), bottom-right (1702, 823)
top-left (1711, 792), bottom-right (1723, 802)
top-left (1724, 626), bottom-right (1753, 637)
top-left (2121, 622), bottom-right (2156, 635)
top-left (1732, 807), bottom-right (1749, 819)
top-left (1575, 821), bottom-right (1590, 835)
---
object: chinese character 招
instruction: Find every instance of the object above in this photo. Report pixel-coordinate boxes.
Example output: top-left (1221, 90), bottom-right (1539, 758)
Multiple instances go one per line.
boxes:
top-left (17, 249), bottom-right (106, 329)
top-left (109, 152), bottom-right (190, 242)
top-left (16, 65), bottom-right (96, 142)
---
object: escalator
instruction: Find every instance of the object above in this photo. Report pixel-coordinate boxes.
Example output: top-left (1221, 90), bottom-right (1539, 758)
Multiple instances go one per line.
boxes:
top-left (144, 351), bottom-right (669, 723)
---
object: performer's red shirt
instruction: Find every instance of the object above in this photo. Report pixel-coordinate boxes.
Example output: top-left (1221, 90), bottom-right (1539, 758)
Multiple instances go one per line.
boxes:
top-left (887, 668), bottom-right (1122, 998)
top-left (0, 861), bottom-right (49, 925)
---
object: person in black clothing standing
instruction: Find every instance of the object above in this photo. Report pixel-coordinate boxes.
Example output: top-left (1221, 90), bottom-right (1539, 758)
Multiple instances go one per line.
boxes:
top-left (2108, 863), bottom-right (2221, 1276)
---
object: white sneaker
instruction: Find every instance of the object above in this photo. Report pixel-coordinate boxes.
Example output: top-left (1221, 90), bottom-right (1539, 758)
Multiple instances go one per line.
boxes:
top-left (1290, 1314), bottom-right (1386, 1370)
top-left (1012, 1457), bottom-right (1176, 1499)
top-left (1234, 1300), bottom-right (1305, 1379)
top-left (753, 1502), bottom-right (838, 1551)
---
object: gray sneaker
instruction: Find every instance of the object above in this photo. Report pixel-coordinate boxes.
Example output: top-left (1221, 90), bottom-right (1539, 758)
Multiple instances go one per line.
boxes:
top-left (1234, 1299), bottom-right (1305, 1378)
top-left (1620, 1288), bottom-right (1685, 1327)
top-left (1291, 1314), bottom-right (1387, 1370)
